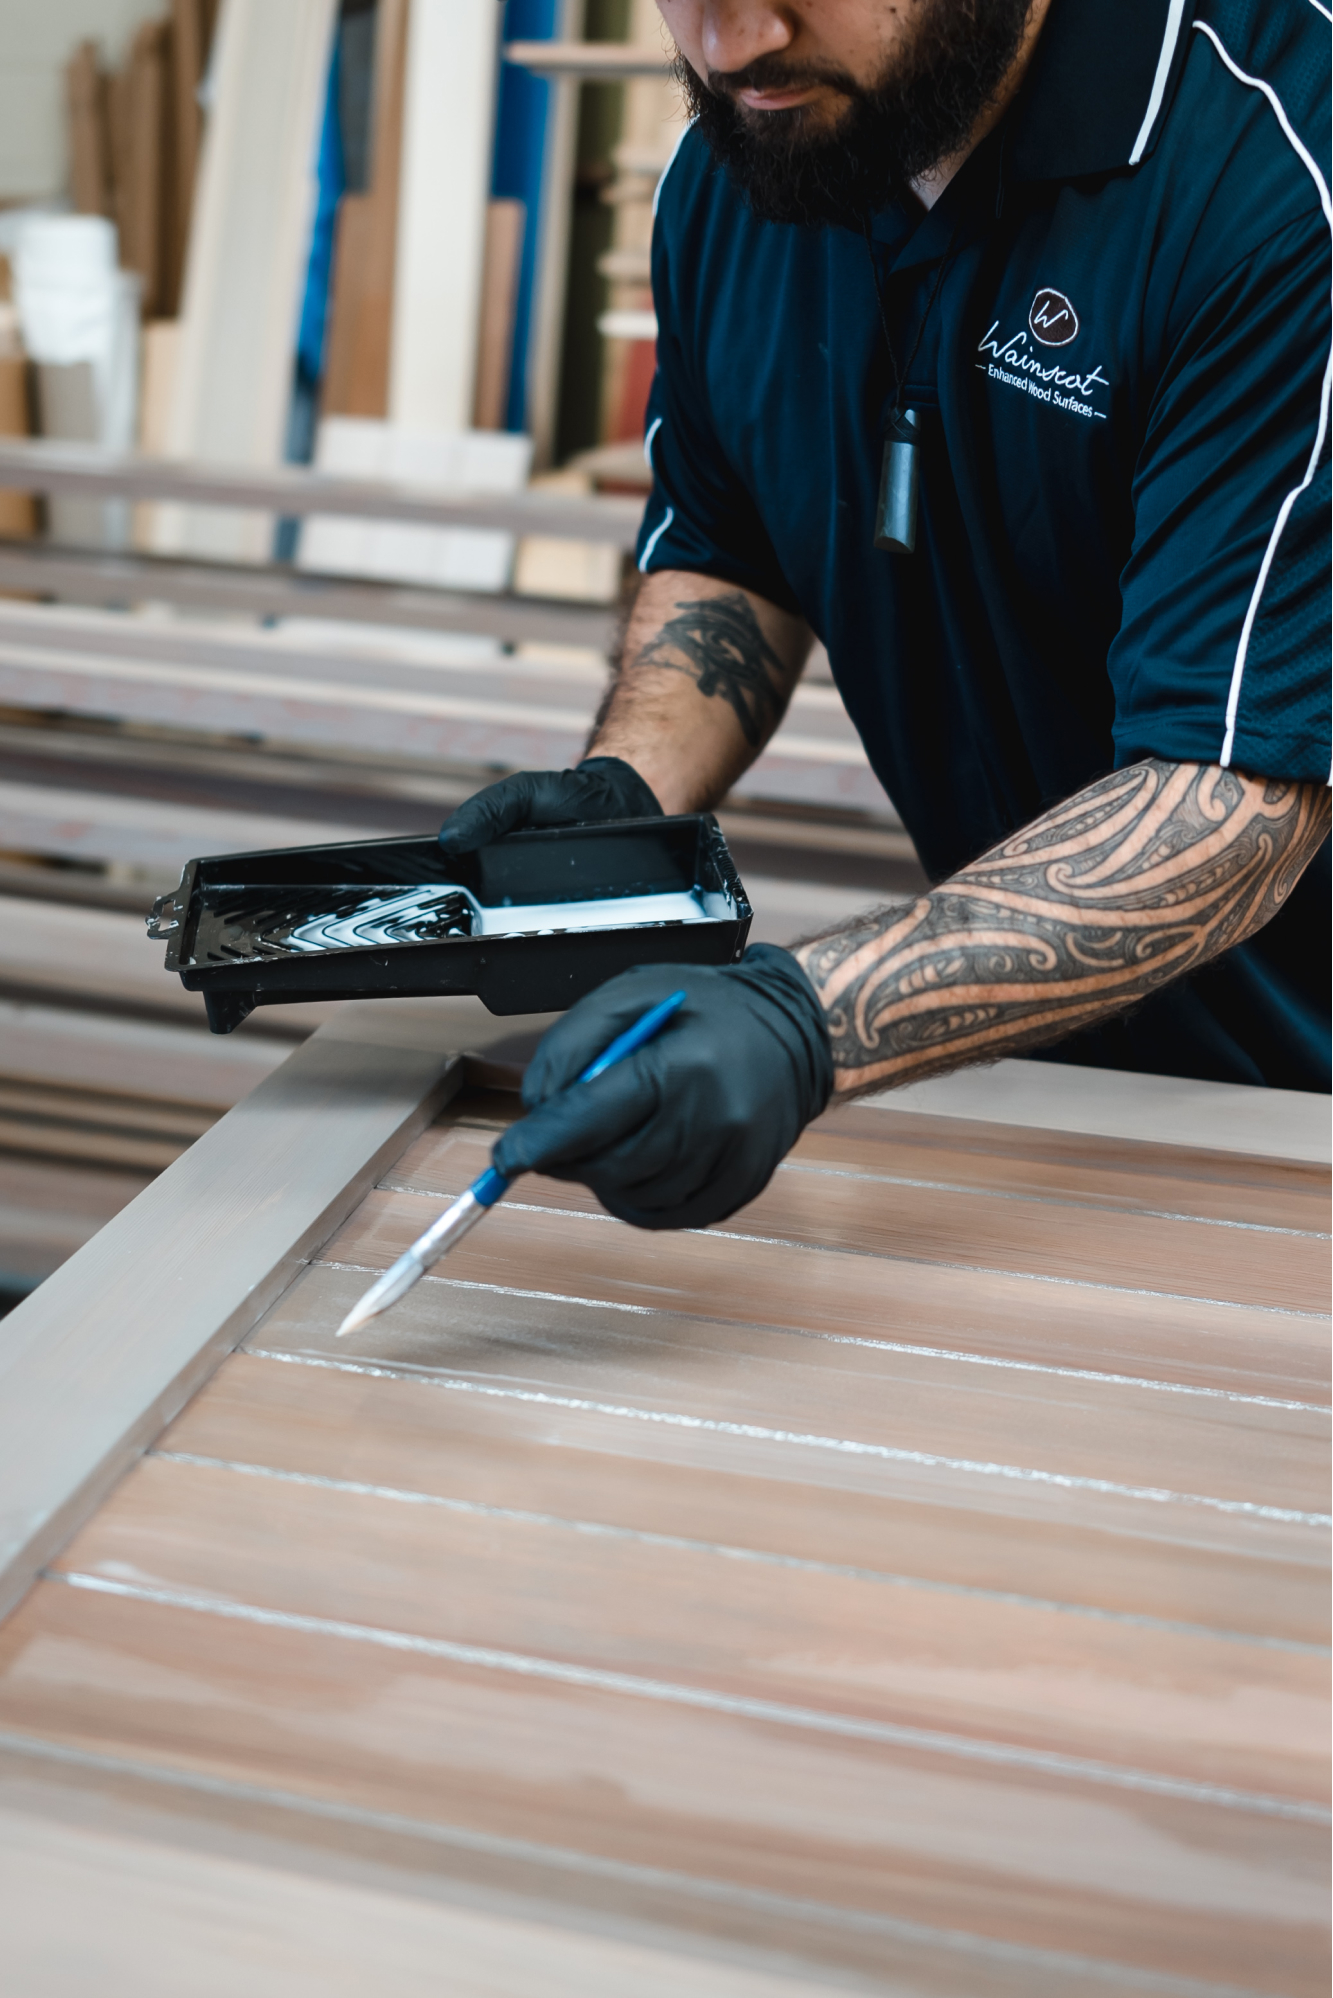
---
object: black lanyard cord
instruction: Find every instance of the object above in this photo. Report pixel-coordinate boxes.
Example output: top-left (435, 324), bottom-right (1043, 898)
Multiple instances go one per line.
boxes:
top-left (860, 211), bottom-right (962, 422)
top-left (860, 211), bottom-right (962, 554)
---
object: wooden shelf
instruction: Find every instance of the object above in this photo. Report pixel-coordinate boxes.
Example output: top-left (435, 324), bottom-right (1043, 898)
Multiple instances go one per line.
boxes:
top-left (504, 40), bottom-right (674, 79)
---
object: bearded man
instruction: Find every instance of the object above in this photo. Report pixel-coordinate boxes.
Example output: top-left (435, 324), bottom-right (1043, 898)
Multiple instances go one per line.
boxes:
top-left (443, 0), bottom-right (1330, 1229)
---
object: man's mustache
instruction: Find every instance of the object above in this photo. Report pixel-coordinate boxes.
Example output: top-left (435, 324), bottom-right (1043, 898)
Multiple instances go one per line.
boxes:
top-left (706, 53), bottom-right (861, 101)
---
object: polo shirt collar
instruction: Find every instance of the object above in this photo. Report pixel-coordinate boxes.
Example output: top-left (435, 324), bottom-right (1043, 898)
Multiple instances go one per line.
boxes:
top-left (865, 0), bottom-right (1191, 256)
top-left (1008, 0), bottom-right (1192, 180)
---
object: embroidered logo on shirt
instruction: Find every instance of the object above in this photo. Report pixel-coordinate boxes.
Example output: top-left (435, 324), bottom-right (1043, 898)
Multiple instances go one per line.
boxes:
top-left (1028, 289), bottom-right (1079, 347)
top-left (976, 322), bottom-right (1109, 421)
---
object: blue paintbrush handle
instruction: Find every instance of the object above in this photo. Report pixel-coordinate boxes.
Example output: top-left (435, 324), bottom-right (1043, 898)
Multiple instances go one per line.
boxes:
top-left (470, 988), bottom-right (687, 1209)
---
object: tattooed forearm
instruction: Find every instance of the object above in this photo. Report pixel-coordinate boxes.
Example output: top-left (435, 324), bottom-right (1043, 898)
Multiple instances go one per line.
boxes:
top-left (634, 592), bottom-right (789, 748)
top-left (795, 760), bottom-right (1330, 1095)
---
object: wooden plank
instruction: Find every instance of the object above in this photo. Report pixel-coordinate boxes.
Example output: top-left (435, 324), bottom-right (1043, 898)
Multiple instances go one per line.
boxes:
top-left (0, 543), bottom-right (619, 649)
top-left (322, 0), bottom-right (407, 419)
top-left (0, 778), bottom-right (390, 879)
top-left (473, 201), bottom-right (526, 431)
top-left (0, 1786), bottom-right (857, 1998)
top-left (253, 1261), bottom-right (1329, 1532)
top-left (0, 357), bottom-right (36, 541)
top-left (0, 436), bottom-right (647, 542)
top-left (65, 40), bottom-right (111, 219)
top-left (166, 0), bottom-right (210, 318)
top-left (0, 1157), bottom-right (153, 1288)
top-left (0, 1582), bottom-right (1323, 1995)
top-left (55, 1450), bottom-right (1328, 1801)
top-left (0, 1003), bottom-right (474, 1618)
top-left (156, 0), bottom-right (340, 562)
top-left (880, 1060), bottom-right (1332, 1168)
top-left (0, 1740), bottom-right (1247, 1998)
top-left (0, 894), bottom-right (334, 1031)
top-left (166, 1352), bottom-right (1331, 1646)
top-left (0, 1000), bottom-right (290, 1108)
top-left (383, 1125), bottom-right (1330, 1315)
top-left (390, 0), bottom-right (498, 435)
top-left (110, 22), bottom-right (169, 319)
top-left (519, 0), bottom-right (583, 469)
top-left (504, 41), bottom-right (675, 77)
top-left (0, 607), bottom-right (886, 814)
top-left (795, 1104), bottom-right (1331, 1230)
top-left (316, 1189), bottom-right (1330, 1402)
top-left (0, 1083), bottom-right (213, 1146)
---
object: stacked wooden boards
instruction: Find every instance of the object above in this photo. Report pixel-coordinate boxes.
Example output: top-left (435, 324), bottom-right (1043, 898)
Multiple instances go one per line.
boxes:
top-left (0, 1013), bottom-right (1326, 1995)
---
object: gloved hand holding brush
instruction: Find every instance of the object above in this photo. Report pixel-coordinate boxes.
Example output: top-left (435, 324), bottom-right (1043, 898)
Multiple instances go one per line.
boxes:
top-left (493, 948), bottom-right (834, 1231)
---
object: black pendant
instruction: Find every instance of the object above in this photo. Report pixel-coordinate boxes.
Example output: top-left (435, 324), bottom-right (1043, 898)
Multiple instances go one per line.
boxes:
top-left (874, 407), bottom-right (919, 555)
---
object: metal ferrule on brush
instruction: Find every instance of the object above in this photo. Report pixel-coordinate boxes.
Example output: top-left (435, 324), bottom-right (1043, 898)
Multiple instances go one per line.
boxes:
top-left (334, 992), bottom-right (687, 1339)
top-left (336, 1168), bottom-right (508, 1337)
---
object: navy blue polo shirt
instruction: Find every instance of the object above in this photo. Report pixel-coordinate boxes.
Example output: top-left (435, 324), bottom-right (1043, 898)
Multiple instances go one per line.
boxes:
top-left (637, 0), bottom-right (1331, 1090)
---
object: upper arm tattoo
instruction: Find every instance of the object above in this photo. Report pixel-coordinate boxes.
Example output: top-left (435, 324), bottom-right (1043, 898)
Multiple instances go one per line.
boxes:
top-left (798, 760), bottom-right (1330, 1093)
top-left (634, 592), bottom-right (789, 748)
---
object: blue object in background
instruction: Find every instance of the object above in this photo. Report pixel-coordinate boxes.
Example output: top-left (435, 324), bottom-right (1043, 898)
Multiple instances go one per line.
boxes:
top-left (296, 35), bottom-right (347, 392)
top-left (278, 30), bottom-right (347, 547)
top-left (491, 0), bottom-right (561, 433)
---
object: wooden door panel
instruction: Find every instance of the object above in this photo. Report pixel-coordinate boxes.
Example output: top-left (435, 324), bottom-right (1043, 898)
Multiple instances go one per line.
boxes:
top-left (0, 1582), bottom-right (1323, 1997)
top-left (53, 1450), bottom-right (1328, 1802)
top-left (163, 1353), bottom-right (1333, 1646)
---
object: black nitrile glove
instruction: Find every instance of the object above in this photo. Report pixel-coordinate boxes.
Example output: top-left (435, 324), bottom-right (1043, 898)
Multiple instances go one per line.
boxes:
top-left (440, 757), bottom-right (661, 853)
top-left (491, 947), bottom-right (834, 1230)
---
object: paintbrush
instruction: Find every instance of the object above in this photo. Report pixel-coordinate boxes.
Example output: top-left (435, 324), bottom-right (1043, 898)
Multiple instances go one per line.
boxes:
top-left (335, 988), bottom-right (687, 1339)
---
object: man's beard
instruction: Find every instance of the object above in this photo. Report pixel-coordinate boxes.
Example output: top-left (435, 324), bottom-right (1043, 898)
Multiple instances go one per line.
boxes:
top-left (675, 0), bottom-right (1034, 228)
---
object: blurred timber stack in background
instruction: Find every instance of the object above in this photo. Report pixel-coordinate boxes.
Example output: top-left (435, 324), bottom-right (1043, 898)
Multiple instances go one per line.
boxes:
top-left (0, 0), bottom-right (923, 1313)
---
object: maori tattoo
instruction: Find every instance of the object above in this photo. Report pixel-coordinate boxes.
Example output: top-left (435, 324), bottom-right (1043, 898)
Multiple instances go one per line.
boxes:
top-left (797, 760), bottom-right (1330, 1094)
top-left (635, 592), bottom-right (789, 748)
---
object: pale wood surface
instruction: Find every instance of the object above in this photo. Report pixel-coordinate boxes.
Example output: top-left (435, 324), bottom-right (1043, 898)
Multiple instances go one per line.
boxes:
top-left (0, 1005), bottom-right (477, 1618)
top-left (1, 1074), bottom-right (1326, 1994)
top-left (390, 0), bottom-right (498, 436)
top-left (881, 1063), bottom-right (1333, 1166)
top-left (157, 0), bottom-right (340, 562)
top-left (0, 1792), bottom-right (855, 1998)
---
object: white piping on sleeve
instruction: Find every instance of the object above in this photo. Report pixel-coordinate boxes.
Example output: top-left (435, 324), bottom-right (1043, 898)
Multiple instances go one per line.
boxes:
top-left (1128, 0), bottom-right (1190, 164)
top-left (652, 118), bottom-right (696, 220)
top-left (1192, 23), bottom-right (1332, 222)
top-left (1305, 0), bottom-right (1333, 25)
top-left (1219, 356), bottom-right (1332, 768)
top-left (637, 506), bottom-right (675, 573)
top-left (639, 123), bottom-right (692, 579)
top-left (1191, 21), bottom-right (1333, 770)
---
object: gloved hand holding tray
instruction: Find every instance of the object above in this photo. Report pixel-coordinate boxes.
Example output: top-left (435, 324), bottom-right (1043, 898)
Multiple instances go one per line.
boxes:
top-left (147, 814), bottom-right (752, 1033)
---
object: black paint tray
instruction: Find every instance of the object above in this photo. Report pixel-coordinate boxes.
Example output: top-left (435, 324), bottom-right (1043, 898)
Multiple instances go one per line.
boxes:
top-left (147, 815), bottom-right (753, 1033)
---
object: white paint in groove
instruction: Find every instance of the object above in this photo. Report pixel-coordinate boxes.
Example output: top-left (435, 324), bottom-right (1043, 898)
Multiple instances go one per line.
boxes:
top-left (47, 1572), bottom-right (1331, 1822)
top-left (298, 1267), bottom-right (1328, 1413)
top-left (149, 1451), bottom-right (1330, 1655)
top-left (388, 1191), bottom-right (1328, 1320)
top-left (247, 1352), bottom-right (1333, 1527)
top-left (773, 1160), bottom-right (1331, 1240)
top-left (313, 1263), bottom-right (658, 1314)
top-left (0, 1733), bottom-right (1268, 1995)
